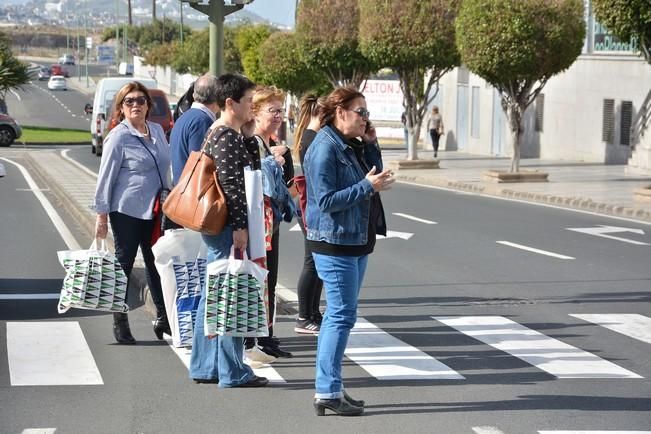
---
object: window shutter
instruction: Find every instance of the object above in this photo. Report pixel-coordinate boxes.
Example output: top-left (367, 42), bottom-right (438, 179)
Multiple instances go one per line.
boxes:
top-left (602, 99), bottom-right (615, 144)
top-left (620, 101), bottom-right (633, 146)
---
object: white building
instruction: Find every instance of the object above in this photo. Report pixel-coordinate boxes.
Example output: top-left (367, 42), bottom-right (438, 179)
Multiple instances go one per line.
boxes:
top-left (436, 0), bottom-right (650, 168)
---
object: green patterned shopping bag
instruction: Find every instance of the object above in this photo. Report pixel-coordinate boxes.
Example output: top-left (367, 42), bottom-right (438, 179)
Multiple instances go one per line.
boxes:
top-left (204, 249), bottom-right (269, 337)
top-left (57, 239), bottom-right (129, 313)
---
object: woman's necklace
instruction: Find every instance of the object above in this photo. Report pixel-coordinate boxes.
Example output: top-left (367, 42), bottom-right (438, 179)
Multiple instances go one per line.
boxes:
top-left (143, 124), bottom-right (149, 136)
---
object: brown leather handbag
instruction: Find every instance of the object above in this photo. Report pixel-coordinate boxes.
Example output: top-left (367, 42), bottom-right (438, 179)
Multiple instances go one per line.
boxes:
top-left (163, 128), bottom-right (228, 235)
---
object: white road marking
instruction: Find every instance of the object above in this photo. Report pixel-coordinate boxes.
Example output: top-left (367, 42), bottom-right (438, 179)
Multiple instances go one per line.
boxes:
top-left (566, 225), bottom-right (649, 245)
top-left (160, 328), bottom-right (286, 384)
top-left (7, 322), bottom-right (103, 386)
top-left (434, 316), bottom-right (642, 379)
top-left (0, 293), bottom-right (60, 300)
top-left (0, 158), bottom-right (81, 250)
top-left (496, 241), bottom-right (575, 260)
top-left (61, 149), bottom-right (98, 178)
top-left (345, 318), bottom-right (464, 380)
top-left (376, 230), bottom-right (413, 240)
top-left (21, 429), bottom-right (57, 434)
top-left (473, 427), bottom-right (506, 434)
top-left (289, 223), bottom-right (301, 231)
top-left (570, 314), bottom-right (651, 345)
top-left (392, 212), bottom-right (438, 224)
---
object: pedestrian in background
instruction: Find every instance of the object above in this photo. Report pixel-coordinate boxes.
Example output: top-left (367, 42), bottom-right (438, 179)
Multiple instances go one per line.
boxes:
top-left (188, 73), bottom-right (268, 388)
top-left (304, 86), bottom-right (394, 416)
top-left (169, 74), bottom-right (220, 185)
top-left (292, 94), bottom-right (325, 335)
top-left (401, 111), bottom-right (408, 148)
top-left (287, 103), bottom-right (296, 132)
top-left (427, 106), bottom-right (444, 158)
top-left (246, 85), bottom-right (294, 359)
top-left (93, 81), bottom-right (171, 345)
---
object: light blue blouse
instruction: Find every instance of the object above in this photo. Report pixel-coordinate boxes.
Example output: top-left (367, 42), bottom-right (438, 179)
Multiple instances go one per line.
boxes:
top-left (93, 119), bottom-right (171, 220)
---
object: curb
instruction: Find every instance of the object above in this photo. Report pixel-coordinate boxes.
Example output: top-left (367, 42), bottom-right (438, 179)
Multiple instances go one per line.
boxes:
top-left (395, 172), bottom-right (651, 222)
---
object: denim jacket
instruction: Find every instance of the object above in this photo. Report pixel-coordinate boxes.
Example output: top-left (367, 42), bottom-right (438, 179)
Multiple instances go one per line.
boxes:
top-left (303, 125), bottom-right (383, 246)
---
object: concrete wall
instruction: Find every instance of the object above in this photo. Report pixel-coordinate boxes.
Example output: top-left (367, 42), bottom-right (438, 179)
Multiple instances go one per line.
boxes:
top-left (438, 54), bottom-right (651, 163)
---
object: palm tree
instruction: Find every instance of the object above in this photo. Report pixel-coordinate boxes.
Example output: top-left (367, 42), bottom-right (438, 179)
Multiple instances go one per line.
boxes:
top-left (0, 32), bottom-right (29, 111)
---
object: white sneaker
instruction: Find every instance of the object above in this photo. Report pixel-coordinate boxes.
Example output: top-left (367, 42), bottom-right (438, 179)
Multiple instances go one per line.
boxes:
top-left (245, 346), bottom-right (276, 364)
top-left (244, 359), bottom-right (264, 369)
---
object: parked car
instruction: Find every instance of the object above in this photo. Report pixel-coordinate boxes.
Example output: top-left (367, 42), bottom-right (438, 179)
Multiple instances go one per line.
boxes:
top-left (58, 54), bottom-right (75, 65)
top-left (48, 75), bottom-right (67, 91)
top-left (84, 103), bottom-right (93, 115)
top-left (37, 67), bottom-right (51, 81)
top-left (104, 89), bottom-right (173, 141)
top-left (0, 113), bottom-right (22, 147)
top-left (50, 64), bottom-right (69, 78)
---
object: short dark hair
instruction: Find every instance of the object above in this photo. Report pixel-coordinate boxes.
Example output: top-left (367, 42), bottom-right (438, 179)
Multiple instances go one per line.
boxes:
top-left (215, 73), bottom-right (256, 110)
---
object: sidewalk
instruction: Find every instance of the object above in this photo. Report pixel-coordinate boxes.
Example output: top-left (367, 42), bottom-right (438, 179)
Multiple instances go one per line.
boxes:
top-left (387, 150), bottom-right (651, 222)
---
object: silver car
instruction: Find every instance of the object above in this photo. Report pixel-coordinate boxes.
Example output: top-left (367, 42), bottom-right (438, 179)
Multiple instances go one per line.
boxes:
top-left (0, 113), bottom-right (22, 147)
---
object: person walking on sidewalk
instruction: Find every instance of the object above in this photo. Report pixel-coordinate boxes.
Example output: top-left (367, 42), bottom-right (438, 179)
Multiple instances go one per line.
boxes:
top-left (304, 87), bottom-right (394, 416)
top-left (427, 106), bottom-right (444, 158)
top-left (188, 73), bottom-right (268, 388)
top-left (292, 94), bottom-right (325, 335)
top-left (93, 81), bottom-right (171, 345)
top-left (245, 85), bottom-right (295, 359)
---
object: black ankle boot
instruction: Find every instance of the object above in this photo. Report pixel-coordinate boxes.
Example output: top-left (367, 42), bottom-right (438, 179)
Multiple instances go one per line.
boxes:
top-left (343, 390), bottom-right (365, 407)
top-left (314, 398), bottom-right (363, 416)
top-left (113, 313), bottom-right (136, 344)
top-left (153, 312), bottom-right (171, 340)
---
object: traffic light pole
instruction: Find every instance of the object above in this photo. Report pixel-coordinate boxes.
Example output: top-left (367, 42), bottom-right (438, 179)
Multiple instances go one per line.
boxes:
top-left (187, 1), bottom-right (249, 76)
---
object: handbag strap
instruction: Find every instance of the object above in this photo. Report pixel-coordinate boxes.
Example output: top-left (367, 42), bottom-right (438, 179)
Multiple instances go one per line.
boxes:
top-left (123, 123), bottom-right (166, 190)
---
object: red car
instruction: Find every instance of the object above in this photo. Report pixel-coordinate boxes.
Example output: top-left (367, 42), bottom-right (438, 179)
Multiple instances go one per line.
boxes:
top-left (50, 64), bottom-right (69, 78)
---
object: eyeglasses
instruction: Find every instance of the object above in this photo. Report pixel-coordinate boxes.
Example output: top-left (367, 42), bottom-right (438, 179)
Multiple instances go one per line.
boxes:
top-left (123, 96), bottom-right (148, 107)
top-left (267, 107), bottom-right (284, 117)
top-left (351, 107), bottom-right (370, 118)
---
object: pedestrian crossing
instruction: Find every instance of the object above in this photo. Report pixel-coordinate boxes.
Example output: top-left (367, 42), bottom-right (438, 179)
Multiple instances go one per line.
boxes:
top-left (4, 314), bottom-right (649, 386)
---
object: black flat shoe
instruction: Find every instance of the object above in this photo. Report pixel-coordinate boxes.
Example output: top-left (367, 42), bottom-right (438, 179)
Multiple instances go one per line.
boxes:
top-left (153, 314), bottom-right (171, 340)
top-left (314, 398), bottom-right (363, 416)
top-left (193, 378), bottom-right (219, 384)
top-left (260, 345), bottom-right (293, 358)
top-left (236, 376), bottom-right (269, 388)
top-left (343, 390), bottom-right (365, 407)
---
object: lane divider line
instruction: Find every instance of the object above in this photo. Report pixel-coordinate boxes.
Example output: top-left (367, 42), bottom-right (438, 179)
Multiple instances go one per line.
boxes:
top-left (496, 240), bottom-right (575, 260)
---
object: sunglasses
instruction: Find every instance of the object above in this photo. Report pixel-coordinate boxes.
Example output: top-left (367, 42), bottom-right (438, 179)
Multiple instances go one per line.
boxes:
top-left (123, 96), bottom-right (148, 107)
top-left (351, 107), bottom-right (370, 118)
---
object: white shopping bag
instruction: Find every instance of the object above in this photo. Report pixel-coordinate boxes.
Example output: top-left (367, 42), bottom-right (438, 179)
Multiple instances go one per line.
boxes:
top-left (152, 229), bottom-right (207, 347)
top-left (204, 248), bottom-right (269, 337)
top-left (245, 167), bottom-right (266, 262)
top-left (57, 239), bottom-right (128, 314)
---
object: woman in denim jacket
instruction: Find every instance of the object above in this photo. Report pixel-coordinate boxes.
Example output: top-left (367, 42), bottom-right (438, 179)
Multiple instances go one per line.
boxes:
top-left (303, 87), bottom-right (394, 416)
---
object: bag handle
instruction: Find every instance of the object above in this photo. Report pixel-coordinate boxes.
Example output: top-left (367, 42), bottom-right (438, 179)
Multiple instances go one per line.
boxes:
top-left (90, 238), bottom-right (107, 252)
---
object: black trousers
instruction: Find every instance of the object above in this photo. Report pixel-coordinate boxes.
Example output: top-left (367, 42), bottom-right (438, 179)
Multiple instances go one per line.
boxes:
top-left (429, 129), bottom-right (441, 155)
top-left (109, 211), bottom-right (165, 315)
top-left (296, 217), bottom-right (323, 319)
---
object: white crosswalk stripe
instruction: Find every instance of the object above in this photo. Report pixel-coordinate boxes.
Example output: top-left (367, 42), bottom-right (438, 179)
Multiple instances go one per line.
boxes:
top-left (7, 321), bottom-right (103, 386)
top-left (433, 316), bottom-right (642, 379)
top-left (345, 317), bottom-right (464, 380)
top-left (570, 314), bottom-right (651, 345)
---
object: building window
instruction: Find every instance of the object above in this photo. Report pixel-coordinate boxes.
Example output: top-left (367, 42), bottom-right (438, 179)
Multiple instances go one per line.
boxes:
top-left (471, 86), bottom-right (480, 138)
top-left (602, 98), bottom-right (615, 144)
top-left (620, 101), bottom-right (633, 146)
top-left (535, 94), bottom-right (545, 132)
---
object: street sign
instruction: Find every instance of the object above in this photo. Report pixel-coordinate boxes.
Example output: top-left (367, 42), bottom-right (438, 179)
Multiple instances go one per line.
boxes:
top-left (86, 36), bottom-right (93, 50)
top-left (96, 45), bottom-right (115, 65)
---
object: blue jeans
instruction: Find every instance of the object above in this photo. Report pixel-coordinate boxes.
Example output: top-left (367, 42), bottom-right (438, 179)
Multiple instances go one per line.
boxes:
top-left (312, 253), bottom-right (368, 399)
top-left (188, 225), bottom-right (254, 387)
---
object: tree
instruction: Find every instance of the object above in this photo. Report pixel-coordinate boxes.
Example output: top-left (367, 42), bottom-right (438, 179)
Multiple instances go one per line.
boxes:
top-left (0, 32), bottom-right (29, 106)
top-left (169, 27), bottom-right (242, 75)
top-left (456, 0), bottom-right (584, 172)
top-left (359, 0), bottom-right (460, 160)
top-left (296, 0), bottom-right (376, 88)
top-left (592, 0), bottom-right (651, 63)
top-left (235, 24), bottom-right (275, 83)
top-left (258, 31), bottom-right (332, 96)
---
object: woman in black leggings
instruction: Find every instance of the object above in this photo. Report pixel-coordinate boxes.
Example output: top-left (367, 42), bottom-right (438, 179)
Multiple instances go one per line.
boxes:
top-left (293, 94), bottom-right (325, 335)
top-left (427, 106), bottom-right (444, 158)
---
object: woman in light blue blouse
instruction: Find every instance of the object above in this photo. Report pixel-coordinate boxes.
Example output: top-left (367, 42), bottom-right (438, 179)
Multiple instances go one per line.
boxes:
top-left (93, 81), bottom-right (171, 344)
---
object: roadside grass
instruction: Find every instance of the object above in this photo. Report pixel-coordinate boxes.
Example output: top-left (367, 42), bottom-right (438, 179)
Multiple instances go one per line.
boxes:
top-left (21, 126), bottom-right (89, 144)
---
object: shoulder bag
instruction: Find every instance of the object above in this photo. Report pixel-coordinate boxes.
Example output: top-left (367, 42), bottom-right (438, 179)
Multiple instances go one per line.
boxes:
top-left (163, 127), bottom-right (229, 235)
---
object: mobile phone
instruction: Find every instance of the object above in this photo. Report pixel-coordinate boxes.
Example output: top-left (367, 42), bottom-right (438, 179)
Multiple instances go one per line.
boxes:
top-left (365, 121), bottom-right (372, 133)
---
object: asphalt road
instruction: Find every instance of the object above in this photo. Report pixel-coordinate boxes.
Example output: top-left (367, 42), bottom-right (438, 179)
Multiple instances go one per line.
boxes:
top-left (1, 143), bottom-right (650, 433)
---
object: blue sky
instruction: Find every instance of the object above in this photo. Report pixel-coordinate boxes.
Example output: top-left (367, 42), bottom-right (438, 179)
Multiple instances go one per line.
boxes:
top-left (243, 0), bottom-right (296, 28)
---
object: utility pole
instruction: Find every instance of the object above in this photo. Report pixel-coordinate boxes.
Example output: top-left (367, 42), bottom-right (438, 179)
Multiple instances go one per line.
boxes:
top-left (115, 0), bottom-right (120, 68)
top-left (85, 0), bottom-right (89, 88)
top-left (77, 17), bottom-right (81, 80)
top-left (179, 1), bottom-right (184, 45)
top-left (185, 0), bottom-right (253, 76)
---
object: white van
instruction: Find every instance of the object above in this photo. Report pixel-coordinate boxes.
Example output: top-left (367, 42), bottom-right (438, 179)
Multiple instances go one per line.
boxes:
top-left (90, 77), bottom-right (157, 156)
